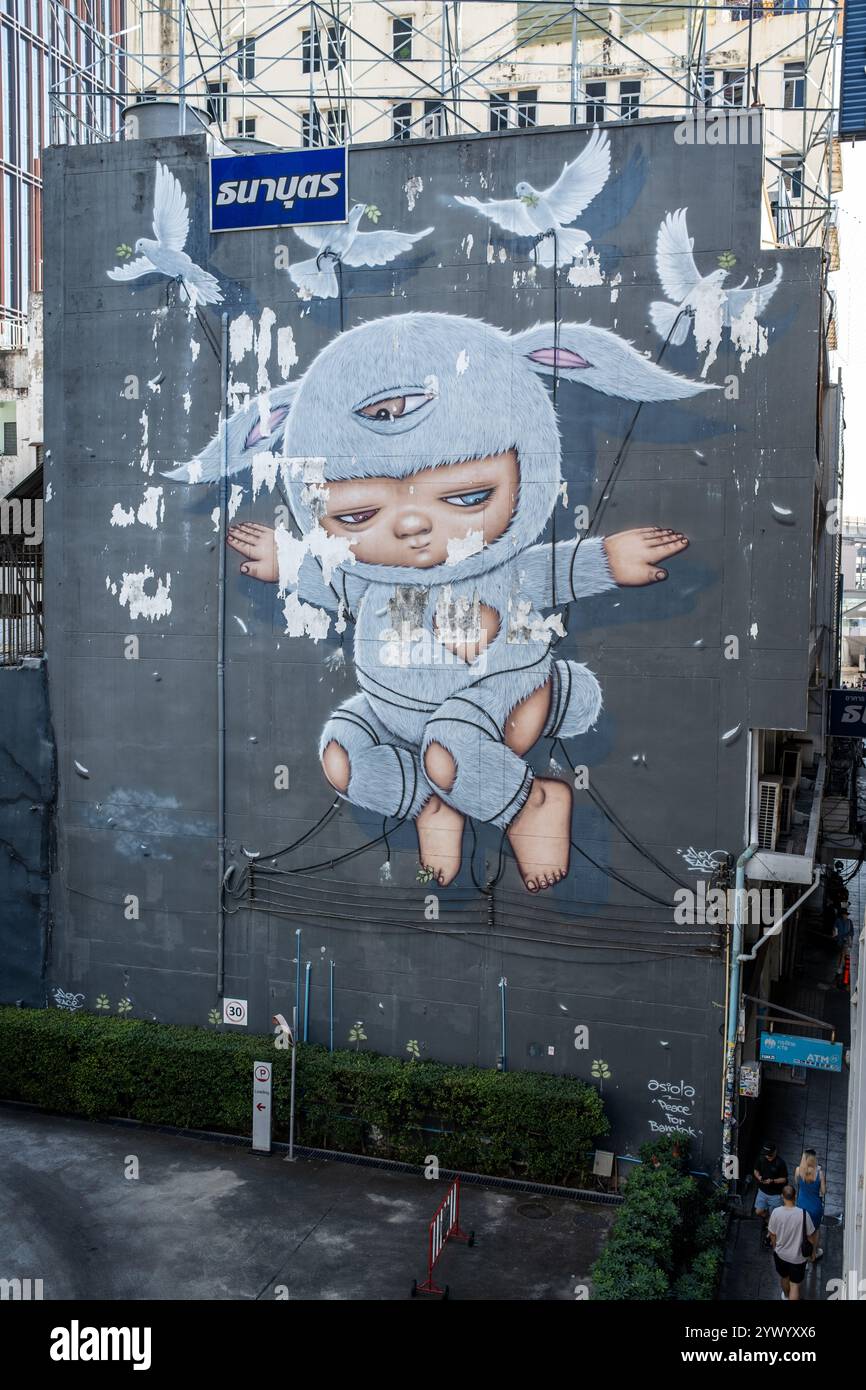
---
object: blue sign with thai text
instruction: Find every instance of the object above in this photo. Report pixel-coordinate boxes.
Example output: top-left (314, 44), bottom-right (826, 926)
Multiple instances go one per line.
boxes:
top-left (759, 1032), bottom-right (843, 1073)
top-left (829, 687), bottom-right (866, 738)
top-left (210, 147), bottom-right (347, 233)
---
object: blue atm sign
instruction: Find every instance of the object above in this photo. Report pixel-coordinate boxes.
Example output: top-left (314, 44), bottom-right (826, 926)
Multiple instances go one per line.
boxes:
top-left (210, 147), bottom-right (347, 233)
top-left (759, 1032), bottom-right (843, 1073)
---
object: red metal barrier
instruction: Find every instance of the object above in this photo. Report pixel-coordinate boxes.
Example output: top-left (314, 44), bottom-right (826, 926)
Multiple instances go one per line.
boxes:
top-left (411, 1178), bottom-right (474, 1298)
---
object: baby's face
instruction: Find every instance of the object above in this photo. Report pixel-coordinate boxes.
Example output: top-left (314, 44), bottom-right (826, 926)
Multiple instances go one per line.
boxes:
top-left (318, 450), bottom-right (519, 568)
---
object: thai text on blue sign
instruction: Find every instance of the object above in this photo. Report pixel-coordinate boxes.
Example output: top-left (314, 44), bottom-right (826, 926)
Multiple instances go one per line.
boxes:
top-left (759, 1032), bottom-right (843, 1073)
top-left (210, 147), bottom-right (347, 233)
top-left (829, 687), bottom-right (866, 738)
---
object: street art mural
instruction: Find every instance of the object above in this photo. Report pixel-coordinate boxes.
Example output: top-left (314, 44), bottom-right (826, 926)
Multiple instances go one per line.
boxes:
top-left (169, 312), bottom-right (708, 891)
top-left (41, 118), bottom-right (821, 1157)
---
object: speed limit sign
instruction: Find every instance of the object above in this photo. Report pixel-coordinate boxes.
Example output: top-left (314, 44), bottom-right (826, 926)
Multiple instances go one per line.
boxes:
top-left (223, 998), bottom-right (248, 1026)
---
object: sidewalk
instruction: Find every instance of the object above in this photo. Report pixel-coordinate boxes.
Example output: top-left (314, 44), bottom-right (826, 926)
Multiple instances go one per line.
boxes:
top-left (719, 906), bottom-right (852, 1301)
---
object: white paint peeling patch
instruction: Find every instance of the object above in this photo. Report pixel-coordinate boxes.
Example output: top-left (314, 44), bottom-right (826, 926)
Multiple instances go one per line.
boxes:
top-left (110, 503), bottom-right (135, 527)
top-left (730, 293), bottom-right (769, 372)
top-left (404, 175), bottom-right (423, 211)
top-left (695, 284), bottom-right (726, 378)
top-left (749, 622), bottom-right (759, 640)
top-left (275, 526), bottom-right (308, 590)
top-left (234, 615), bottom-right (248, 635)
top-left (227, 375), bottom-right (250, 412)
top-left (138, 409), bottom-right (150, 474)
top-left (559, 480), bottom-right (569, 509)
top-left (45, 483), bottom-right (53, 502)
top-left (183, 391), bottom-right (192, 414)
top-left (135, 486), bottom-right (164, 529)
top-left (462, 234), bottom-right (474, 260)
top-left (286, 456), bottom-right (326, 484)
top-left (423, 374), bottom-right (439, 398)
top-left (456, 349), bottom-right (469, 375)
top-left (230, 313), bottom-right (254, 364)
top-left (609, 271), bottom-right (623, 302)
top-left (498, 247), bottom-right (507, 263)
top-left (512, 267), bottom-right (538, 288)
top-left (282, 590), bottom-right (331, 643)
top-left (190, 337), bottom-right (201, 362)
top-left (147, 375), bottom-right (162, 395)
top-left (486, 244), bottom-right (495, 265)
top-left (277, 325), bottom-right (298, 380)
top-left (307, 525), bottom-right (356, 584)
top-left (117, 567), bottom-right (172, 622)
top-left (252, 449), bottom-right (280, 500)
top-left (228, 484), bottom-right (244, 521)
top-left (211, 507), bottom-right (221, 533)
top-left (446, 529), bottom-right (484, 565)
top-left (566, 250), bottom-right (604, 287)
top-left (185, 457), bottom-right (203, 485)
top-left (257, 389), bottom-right (271, 440)
top-left (257, 307), bottom-right (275, 392)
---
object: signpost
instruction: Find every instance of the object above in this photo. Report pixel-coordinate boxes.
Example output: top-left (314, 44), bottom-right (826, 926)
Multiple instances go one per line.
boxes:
top-left (759, 1032), bottom-right (843, 1073)
top-left (210, 147), bottom-right (348, 233)
top-left (223, 997), bottom-right (247, 1026)
top-left (252, 1060), bottom-right (272, 1153)
top-left (829, 687), bottom-right (866, 738)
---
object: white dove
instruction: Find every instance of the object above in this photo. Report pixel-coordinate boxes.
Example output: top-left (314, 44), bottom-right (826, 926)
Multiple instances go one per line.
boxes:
top-left (288, 203), bottom-right (434, 299)
top-left (454, 127), bottom-right (610, 267)
top-left (650, 208), bottom-right (782, 348)
top-left (107, 162), bottom-right (223, 308)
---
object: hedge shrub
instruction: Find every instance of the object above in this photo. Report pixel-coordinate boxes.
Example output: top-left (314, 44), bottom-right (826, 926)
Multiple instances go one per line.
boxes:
top-left (0, 1007), bottom-right (608, 1186)
top-left (591, 1135), bottom-right (728, 1300)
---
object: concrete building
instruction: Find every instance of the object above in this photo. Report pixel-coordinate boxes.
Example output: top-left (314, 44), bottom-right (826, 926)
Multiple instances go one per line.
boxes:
top-left (0, 110), bottom-right (847, 1175)
top-left (131, 0), bottom-right (841, 250)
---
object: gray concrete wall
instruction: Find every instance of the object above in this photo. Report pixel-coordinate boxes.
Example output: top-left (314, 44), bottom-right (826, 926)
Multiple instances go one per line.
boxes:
top-left (37, 119), bottom-right (824, 1165)
top-left (0, 660), bottom-right (54, 1005)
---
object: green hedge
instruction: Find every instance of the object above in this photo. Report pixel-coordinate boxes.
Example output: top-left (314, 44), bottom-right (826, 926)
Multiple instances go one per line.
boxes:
top-left (591, 1136), bottom-right (728, 1300)
top-left (0, 1007), bottom-right (608, 1186)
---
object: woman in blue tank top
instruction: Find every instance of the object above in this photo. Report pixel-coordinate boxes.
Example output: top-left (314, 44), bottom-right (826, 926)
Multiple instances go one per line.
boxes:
top-left (795, 1149), bottom-right (825, 1261)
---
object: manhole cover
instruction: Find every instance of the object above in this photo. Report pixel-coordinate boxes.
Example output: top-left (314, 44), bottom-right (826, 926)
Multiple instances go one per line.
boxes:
top-left (517, 1201), bottom-right (552, 1220)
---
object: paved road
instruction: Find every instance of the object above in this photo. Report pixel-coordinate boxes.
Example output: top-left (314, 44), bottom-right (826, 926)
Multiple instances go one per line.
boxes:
top-left (0, 1107), bottom-right (615, 1301)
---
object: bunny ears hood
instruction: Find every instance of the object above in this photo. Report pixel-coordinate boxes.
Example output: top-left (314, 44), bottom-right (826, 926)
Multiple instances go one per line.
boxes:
top-left (166, 310), bottom-right (715, 588)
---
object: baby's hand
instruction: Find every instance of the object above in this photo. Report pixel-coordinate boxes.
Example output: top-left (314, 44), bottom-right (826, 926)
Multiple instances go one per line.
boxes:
top-left (603, 527), bottom-right (689, 586)
top-left (228, 522), bottom-right (279, 583)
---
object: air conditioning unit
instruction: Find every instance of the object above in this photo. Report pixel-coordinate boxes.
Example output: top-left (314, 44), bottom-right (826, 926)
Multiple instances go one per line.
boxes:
top-left (780, 748), bottom-right (802, 787)
top-left (779, 778), bottom-right (797, 835)
top-left (757, 775), bottom-right (783, 850)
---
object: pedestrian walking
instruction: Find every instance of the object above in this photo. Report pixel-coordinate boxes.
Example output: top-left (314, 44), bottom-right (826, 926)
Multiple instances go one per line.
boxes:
top-left (768, 1184), bottom-right (817, 1300)
top-left (794, 1149), bottom-right (825, 1262)
top-left (833, 909), bottom-right (854, 988)
top-left (753, 1142), bottom-right (788, 1247)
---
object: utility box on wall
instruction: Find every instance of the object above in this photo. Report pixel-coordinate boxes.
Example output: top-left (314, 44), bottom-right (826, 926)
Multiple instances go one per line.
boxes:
top-left (38, 118), bottom-right (823, 1165)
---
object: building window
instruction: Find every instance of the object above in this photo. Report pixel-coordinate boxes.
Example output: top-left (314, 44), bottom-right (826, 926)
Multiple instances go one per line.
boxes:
top-left (620, 80), bottom-right (640, 120)
top-left (326, 108), bottom-right (347, 145)
top-left (720, 69), bottom-right (746, 106)
top-left (585, 81), bottom-right (607, 123)
top-left (780, 155), bottom-right (804, 200)
top-left (236, 117), bottom-right (256, 138)
top-left (327, 24), bottom-right (346, 70)
top-left (2, 419), bottom-right (17, 456)
top-left (206, 81), bottom-right (228, 125)
top-left (393, 16), bottom-right (412, 61)
top-left (783, 60), bottom-right (805, 110)
top-left (236, 37), bottom-right (256, 82)
top-left (423, 100), bottom-right (444, 138)
top-left (697, 69), bottom-right (715, 105)
top-left (489, 91), bottom-right (510, 132)
top-left (515, 88), bottom-right (538, 128)
top-left (137, 89), bottom-right (159, 103)
top-left (392, 101), bottom-right (413, 140)
top-left (301, 109), bottom-right (322, 148)
top-left (301, 28), bottom-right (321, 74)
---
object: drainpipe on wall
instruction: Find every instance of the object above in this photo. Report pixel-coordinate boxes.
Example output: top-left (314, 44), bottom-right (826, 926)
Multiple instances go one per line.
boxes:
top-left (722, 841), bottom-right (758, 1167)
top-left (217, 311), bottom-right (229, 997)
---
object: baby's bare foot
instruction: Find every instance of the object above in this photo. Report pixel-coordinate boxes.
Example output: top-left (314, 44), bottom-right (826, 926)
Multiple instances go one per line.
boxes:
top-left (416, 795), bottom-right (464, 887)
top-left (507, 778), bottom-right (572, 892)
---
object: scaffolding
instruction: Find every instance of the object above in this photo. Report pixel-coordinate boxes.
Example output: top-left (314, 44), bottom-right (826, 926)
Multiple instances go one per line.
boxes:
top-left (44, 0), bottom-right (842, 249)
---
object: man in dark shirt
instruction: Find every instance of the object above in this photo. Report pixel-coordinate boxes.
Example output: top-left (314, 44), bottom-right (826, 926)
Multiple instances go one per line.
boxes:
top-left (753, 1142), bottom-right (788, 1248)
